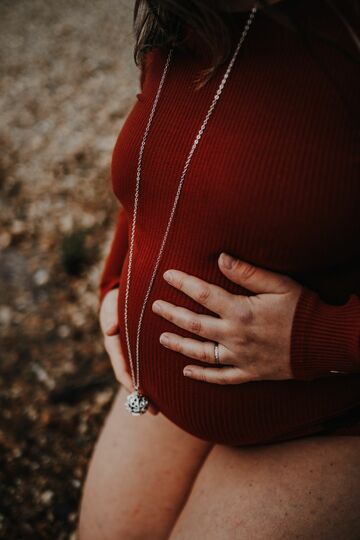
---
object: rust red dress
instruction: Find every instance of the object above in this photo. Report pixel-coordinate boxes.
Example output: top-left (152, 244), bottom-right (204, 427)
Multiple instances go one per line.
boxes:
top-left (99, 0), bottom-right (360, 446)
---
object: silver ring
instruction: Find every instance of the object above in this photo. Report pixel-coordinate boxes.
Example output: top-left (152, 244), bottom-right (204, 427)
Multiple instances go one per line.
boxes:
top-left (214, 342), bottom-right (221, 366)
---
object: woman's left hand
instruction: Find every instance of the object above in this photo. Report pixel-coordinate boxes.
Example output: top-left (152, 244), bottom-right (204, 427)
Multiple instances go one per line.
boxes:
top-left (151, 252), bottom-right (303, 384)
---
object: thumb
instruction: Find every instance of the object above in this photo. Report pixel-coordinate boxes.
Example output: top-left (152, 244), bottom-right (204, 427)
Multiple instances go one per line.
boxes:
top-left (218, 252), bottom-right (293, 295)
top-left (105, 322), bottom-right (120, 336)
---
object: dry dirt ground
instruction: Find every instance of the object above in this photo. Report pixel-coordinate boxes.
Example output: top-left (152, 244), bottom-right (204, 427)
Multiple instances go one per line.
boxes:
top-left (0, 1), bottom-right (140, 537)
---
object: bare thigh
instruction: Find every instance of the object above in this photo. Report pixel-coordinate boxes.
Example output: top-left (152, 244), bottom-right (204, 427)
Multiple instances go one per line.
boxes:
top-left (169, 434), bottom-right (360, 540)
top-left (78, 384), bottom-right (212, 540)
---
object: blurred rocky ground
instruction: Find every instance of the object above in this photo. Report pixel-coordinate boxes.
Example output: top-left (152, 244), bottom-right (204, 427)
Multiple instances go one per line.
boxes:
top-left (0, 1), bottom-right (139, 537)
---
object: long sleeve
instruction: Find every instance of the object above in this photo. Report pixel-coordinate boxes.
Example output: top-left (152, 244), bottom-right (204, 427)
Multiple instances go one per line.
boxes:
top-left (290, 287), bottom-right (360, 381)
top-left (100, 7), bottom-right (360, 445)
top-left (98, 53), bottom-right (151, 306)
top-left (99, 206), bottom-right (128, 304)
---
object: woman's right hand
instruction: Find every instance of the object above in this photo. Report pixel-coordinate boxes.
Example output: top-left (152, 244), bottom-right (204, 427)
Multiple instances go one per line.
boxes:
top-left (99, 288), bottom-right (159, 415)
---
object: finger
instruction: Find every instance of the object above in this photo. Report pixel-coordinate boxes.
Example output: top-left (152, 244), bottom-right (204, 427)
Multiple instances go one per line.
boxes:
top-left (162, 269), bottom-right (235, 317)
top-left (116, 369), bottom-right (134, 393)
top-left (218, 253), bottom-right (294, 295)
top-left (182, 365), bottom-right (250, 385)
top-left (100, 314), bottom-right (119, 336)
top-left (105, 322), bottom-right (120, 336)
top-left (99, 292), bottom-right (119, 333)
top-left (101, 311), bottom-right (119, 334)
top-left (152, 300), bottom-right (227, 341)
top-left (159, 332), bottom-right (231, 365)
top-left (105, 337), bottom-right (159, 415)
top-left (104, 334), bottom-right (124, 364)
top-left (104, 336), bottom-right (133, 390)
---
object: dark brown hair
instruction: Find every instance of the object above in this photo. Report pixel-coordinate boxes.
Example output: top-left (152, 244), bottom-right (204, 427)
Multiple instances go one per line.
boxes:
top-left (133, 0), bottom-right (360, 94)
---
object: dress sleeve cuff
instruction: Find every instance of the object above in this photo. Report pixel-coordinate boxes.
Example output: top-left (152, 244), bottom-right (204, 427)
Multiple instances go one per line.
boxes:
top-left (290, 286), bottom-right (360, 381)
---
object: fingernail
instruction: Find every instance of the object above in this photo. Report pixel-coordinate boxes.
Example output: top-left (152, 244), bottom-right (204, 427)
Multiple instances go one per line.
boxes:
top-left (220, 252), bottom-right (235, 269)
top-left (152, 301), bottom-right (161, 314)
top-left (105, 328), bottom-right (117, 336)
top-left (106, 325), bottom-right (118, 335)
top-left (163, 270), bottom-right (173, 282)
top-left (183, 369), bottom-right (192, 377)
top-left (160, 333), bottom-right (169, 345)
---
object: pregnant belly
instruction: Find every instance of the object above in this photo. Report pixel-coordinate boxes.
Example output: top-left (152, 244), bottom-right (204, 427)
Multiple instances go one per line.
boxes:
top-left (116, 253), bottom-right (360, 447)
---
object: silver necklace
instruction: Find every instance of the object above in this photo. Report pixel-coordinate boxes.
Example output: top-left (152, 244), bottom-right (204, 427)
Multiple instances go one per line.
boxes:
top-left (124, 5), bottom-right (258, 415)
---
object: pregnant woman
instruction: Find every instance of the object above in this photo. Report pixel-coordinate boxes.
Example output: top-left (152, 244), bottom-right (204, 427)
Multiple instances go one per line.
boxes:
top-left (79, 0), bottom-right (360, 538)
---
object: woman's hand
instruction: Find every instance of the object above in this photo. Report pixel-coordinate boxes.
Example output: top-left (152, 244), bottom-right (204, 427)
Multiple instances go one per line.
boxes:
top-left (100, 288), bottom-right (159, 414)
top-left (151, 253), bottom-right (303, 385)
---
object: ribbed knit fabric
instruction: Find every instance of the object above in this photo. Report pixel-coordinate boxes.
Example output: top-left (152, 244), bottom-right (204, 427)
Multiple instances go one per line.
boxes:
top-left (291, 286), bottom-right (360, 379)
top-left (99, 0), bottom-right (360, 446)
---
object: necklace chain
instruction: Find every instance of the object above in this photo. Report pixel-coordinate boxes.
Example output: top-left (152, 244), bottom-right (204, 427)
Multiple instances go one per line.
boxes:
top-left (123, 5), bottom-right (258, 413)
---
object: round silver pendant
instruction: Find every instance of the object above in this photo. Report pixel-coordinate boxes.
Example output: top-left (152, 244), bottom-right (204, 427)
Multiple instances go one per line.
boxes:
top-left (125, 389), bottom-right (149, 415)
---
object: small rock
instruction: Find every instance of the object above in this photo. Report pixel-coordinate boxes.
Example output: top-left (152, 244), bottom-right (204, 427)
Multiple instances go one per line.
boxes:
top-left (71, 479), bottom-right (81, 489)
top-left (11, 220), bottom-right (26, 236)
top-left (12, 447), bottom-right (22, 459)
top-left (95, 389), bottom-right (113, 407)
top-left (0, 305), bottom-right (12, 326)
top-left (0, 231), bottom-right (11, 249)
top-left (57, 324), bottom-right (71, 338)
top-left (71, 310), bottom-right (86, 327)
top-left (30, 362), bottom-right (55, 389)
top-left (78, 421), bottom-right (88, 435)
top-left (33, 268), bottom-right (49, 286)
top-left (80, 213), bottom-right (96, 228)
top-left (59, 214), bottom-right (74, 233)
top-left (40, 491), bottom-right (54, 505)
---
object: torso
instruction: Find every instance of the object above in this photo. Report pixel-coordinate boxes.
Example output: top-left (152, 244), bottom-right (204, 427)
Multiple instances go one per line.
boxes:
top-left (111, 1), bottom-right (360, 445)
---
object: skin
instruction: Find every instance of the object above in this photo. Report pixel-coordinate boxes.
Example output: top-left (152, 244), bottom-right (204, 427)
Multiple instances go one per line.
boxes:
top-left (78, 383), bottom-right (360, 540)
top-left (102, 253), bottom-right (303, 394)
top-left (168, 436), bottom-right (360, 539)
top-left (151, 253), bottom-right (303, 384)
top-left (79, 254), bottom-right (360, 540)
top-left (99, 287), bottom-right (159, 415)
top-left (78, 383), bottom-right (212, 540)
top-left (79, 2), bottom-right (359, 535)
